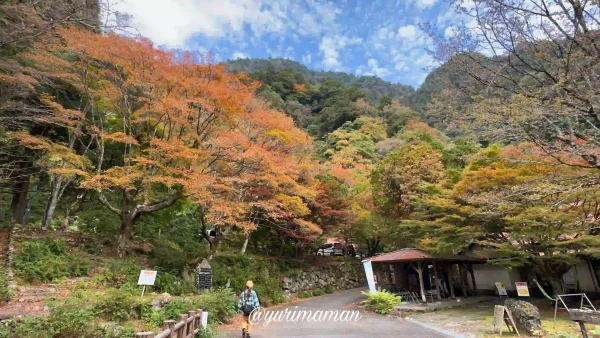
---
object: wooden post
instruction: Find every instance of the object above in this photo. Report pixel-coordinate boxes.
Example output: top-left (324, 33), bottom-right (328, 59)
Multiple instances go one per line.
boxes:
top-left (387, 263), bottom-right (393, 290)
top-left (179, 314), bottom-right (188, 337)
top-left (162, 320), bottom-right (175, 338)
top-left (135, 333), bottom-right (154, 338)
top-left (432, 260), bottom-right (441, 301)
top-left (447, 264), bottom-right (456, 299)
top-left (468, 263), bottom-right (478, 296)
top-left (188, 311), bottom-right (196, 333)
top-left (459, 264), bottom-right (467, 297)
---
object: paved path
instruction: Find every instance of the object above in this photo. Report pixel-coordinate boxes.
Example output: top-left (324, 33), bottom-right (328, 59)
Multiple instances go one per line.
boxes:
top-left (220, 287), bottom-right (448, 338)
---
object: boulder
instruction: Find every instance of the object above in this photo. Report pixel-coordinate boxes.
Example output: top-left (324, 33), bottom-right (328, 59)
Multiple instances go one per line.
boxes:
top-left (505, 299), bottom-right (543, 336)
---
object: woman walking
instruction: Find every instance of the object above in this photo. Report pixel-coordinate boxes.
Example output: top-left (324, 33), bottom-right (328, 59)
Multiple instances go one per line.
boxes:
top-left (238, 280), bottom-right (260, 338)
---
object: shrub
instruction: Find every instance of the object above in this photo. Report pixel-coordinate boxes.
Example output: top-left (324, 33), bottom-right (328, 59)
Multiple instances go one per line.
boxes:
top-left (96, 288), bottom-right (142, 323)
top-left (152, 239), bottom-right (189, 273)
top-left (211, 254), bottom-right (283, 306)
top-left (65, 254), bottom-right (93, 277)
top-left (95, 259), bottom-right (140, 288)
top-left (270, 290), bottom-right (285, 305)
top-left (298, 291), bottom-right (313, 298)
top-left (324, 285), bottom-right (335, 294)
top-left (11, 298), bottom-right (102, 338)
top-left (153, 269), bottom-right (195, 296)
top-left (193, 288), bottom-right (237, 325)
top-left (361, 291), bottom-right (400, 315)
top-left (312, 288), bottom-right (325, 296)
top-left (0, 268), bottom-right (13, 303)
top-left (13, 239), bottom-right (92, 283)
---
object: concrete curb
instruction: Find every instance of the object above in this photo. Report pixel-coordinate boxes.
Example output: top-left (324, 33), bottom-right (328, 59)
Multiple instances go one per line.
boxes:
top-left (405, 318), bottom-right (468, 338)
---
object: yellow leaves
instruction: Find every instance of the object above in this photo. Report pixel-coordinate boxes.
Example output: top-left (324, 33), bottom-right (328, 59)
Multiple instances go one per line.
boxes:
top-left (276, 194), bottom-right (310, 217)
top-left (294, 219), bottom-right (322, 234)
top-left (14, 132), bottom-right (91, 171)
top-left (102, 132), bottom-right (139, 145)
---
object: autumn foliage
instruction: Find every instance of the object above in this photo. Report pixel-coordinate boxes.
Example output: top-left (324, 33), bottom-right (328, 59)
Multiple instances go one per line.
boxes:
top-left (6, 27), bottom-right (321, 253)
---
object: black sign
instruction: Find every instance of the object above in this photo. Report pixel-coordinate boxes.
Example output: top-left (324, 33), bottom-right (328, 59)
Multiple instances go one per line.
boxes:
top-left (198, 268), bottom-right (212, 290)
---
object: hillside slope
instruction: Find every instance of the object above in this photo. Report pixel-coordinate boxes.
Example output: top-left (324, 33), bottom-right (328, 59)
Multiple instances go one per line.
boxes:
top-left (225, 58), bottom-right (415, 104)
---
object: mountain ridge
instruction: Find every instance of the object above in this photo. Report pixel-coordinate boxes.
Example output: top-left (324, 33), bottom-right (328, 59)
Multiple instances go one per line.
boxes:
top-left (225, 58), bottom-right (416, 104)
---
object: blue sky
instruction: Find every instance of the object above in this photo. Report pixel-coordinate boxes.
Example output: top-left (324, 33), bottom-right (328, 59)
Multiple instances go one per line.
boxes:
top-left (110, 0), bottom-right (468, 88)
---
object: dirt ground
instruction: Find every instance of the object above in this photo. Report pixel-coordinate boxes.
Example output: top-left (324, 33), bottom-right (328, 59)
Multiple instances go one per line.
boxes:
top-left (410, 298), bottom-right (597, 338)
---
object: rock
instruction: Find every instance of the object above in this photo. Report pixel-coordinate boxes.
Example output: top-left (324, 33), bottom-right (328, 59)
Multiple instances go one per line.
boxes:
top-left (151, 299), bottom-right (161, 311)
top-left (504, 299), bottom-right (543, 336)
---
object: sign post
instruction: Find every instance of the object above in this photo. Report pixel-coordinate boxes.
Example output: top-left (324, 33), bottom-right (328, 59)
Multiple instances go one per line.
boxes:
top-left (493, 305), bottom-right (520, 336)
top-left (137, 270), bottom-right (157, 297)
top-left (495, 282), bottom-right (508, 297)
top-left (516, 282), bottom-right (530, 297)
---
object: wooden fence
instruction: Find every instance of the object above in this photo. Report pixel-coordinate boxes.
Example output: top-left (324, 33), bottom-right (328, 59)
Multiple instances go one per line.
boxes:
top-left (135, 309), bottom-right (205, 338)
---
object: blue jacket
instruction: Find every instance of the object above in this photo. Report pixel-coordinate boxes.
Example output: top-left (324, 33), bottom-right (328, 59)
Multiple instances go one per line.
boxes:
top-left (238, 289), bottom-right (260, 313)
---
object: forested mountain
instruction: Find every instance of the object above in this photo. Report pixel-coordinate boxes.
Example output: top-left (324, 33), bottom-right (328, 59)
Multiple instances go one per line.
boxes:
top-left (226, 58), bottom-right (415, 104)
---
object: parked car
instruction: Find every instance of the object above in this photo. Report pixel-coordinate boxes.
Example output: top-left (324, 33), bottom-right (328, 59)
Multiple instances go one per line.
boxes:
top-left (316, 243), bottom-right (344, 256)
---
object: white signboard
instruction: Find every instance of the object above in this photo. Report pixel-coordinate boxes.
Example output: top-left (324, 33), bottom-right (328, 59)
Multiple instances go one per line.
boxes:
top-left (495, 282), bottom-right (508, 296)
top-left (138, 270), bottom-right (158, 286)
top-left (515, 282), bottom-right (530, 297)
top-left (363, 261), bottom-right (376, 293)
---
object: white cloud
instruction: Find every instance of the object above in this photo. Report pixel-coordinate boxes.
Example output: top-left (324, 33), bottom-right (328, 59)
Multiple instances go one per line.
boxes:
top-left (356, 58), bottom-right (391, 78)
top-left (231, 51), bottom-right (248, 60)
top-left (302, 53), bottom-right (312, 64)
top-left (396, 25), bottom-right (419, 40)
top-left (444, 25), bottom-right (457, 38)
top-left (108, 0), bottom-right (341, 48)
top-left (417, 0), bottom-right (438, 8)
top-left (319, 35), bottom-right (363, 70)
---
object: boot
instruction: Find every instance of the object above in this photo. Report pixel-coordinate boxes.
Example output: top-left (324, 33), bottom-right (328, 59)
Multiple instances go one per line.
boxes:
top-left (242, 328), bottom-right (246, 338)
top-left (247, 334), bottom-right (251, 338)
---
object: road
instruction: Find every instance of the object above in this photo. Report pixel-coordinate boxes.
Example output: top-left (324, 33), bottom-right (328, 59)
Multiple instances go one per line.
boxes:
top-left (220, 287), bottom-right (448, 338)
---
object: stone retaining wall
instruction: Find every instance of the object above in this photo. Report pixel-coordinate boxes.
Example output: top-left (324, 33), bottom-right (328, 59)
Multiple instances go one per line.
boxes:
top-left (281, 261), bottom-right (366, 298)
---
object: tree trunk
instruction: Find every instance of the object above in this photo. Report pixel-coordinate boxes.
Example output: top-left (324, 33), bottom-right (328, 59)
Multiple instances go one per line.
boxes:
top-left (42, 176), bottom-right (65, 230)
top-left (549, 276), bottom-right (565, 298)
top-left (118, 214), bottom-right (134, 257)
top-left (240, 232), bottom-right (250, 254)
top-left (22, 177), bottom-right (39, 225)
top-left (10, 163), bottom-right (32, 225)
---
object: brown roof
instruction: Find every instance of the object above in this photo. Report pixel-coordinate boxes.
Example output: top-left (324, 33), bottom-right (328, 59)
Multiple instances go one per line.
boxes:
top-left (362, 248), bottom-right (487, 264)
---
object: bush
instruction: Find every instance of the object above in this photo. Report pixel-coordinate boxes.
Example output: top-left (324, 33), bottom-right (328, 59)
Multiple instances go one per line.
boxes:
top-left (96, 288), bottom-right (142, 323)
top-left (142, 289), bottom-right (237, 328)
top-left (298, 291), bottom-right (313, 298)
top-left (152, 238), bottom-right (189, 273)
top-left (361, 291), bottom-right (400, 314)
top-left (11, 298), bottom-right (102, 338)
top-left (95, 259), bottom-right (140, 288)
top-left (13, 239), bottom-right (92, 283)
top-left (324, 285), bottom-right (335, 294)
top-left (270, 290), bottom-right (285, 305)
top-left (153, 270), bottom-right (195, 296)
top-left (0, 268), bottom-right (13, 303)
top-left (312, 288), bottom-right (325, 296)
top-left (193, 288), bottom-right (237, 325)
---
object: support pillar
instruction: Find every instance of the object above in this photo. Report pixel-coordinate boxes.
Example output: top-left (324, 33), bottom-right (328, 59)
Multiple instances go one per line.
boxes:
top-left (447, 264), bottom-right (456, 299)
top-left (432, 260), bottom-right (441, 300)
top-left (459, 264), bottom-right (467, 297)
top-left (468, 263), bottom-right (478, 296)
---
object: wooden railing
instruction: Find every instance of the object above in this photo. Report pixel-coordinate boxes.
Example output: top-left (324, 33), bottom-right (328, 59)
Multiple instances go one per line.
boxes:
top-left (135, 309), bottom-right (205, 338)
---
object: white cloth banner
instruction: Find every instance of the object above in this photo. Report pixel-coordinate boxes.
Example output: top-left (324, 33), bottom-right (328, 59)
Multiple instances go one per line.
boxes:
top-left (363, 261), bottom-right (376, 293)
